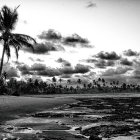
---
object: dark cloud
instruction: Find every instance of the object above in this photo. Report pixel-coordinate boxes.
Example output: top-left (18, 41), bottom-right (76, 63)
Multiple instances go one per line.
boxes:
top-left (32, 42), bottom-right (57, 54)
top-left (56, 58), bottom-right (71, 67)
top-left (120, 58), bottom-right (133, 66)
top-left (12, 61), bottom-right (24, 65)
top-left (131, 70), bottom-right (140, 79)
top-left (6, 68), bottom-right (19, 78)
top-left (60, 67), bottom-right (74, 74)
top-left (28, 57), bottom-right (44, 62)
top-left (60, 74), bottom-right (72, 79)
top-left (95, 59), bottom-right (115, 68)
top-left (23, 42), bottom-right (64, 54)
top-left (30, 63), bottom-right (46, 71)
top-left (74, 64), bottom-right (90, 74)
top-left (36, 58), bottom-right (44, 62)
top-left (29, 57), bottom-right (34, 61)
top-left (2, 63), bottom-right (19, 78)
top-left (133, 59), bottom-right (140, 67)
top-left (123, 49), bottom-right (139, 56)
top-left (36, 64), bottom-right (90, 77)
top-left (86, 58), bottom-right (98, 63)
top-left (17, 64), bottom-right (33, 75)
top-left (63, 62), bottom-right (71, 67)
top-left (61, 64), bottom-right (90, 75)
top-left (38, 29), bottom-right (62, 40)
top-left (63, 34), bottom-right (91, 47)
top-left (3, 65), bottom-right (19, 78)
top-left (101, 67), bottom-right (132, 76)
top-left (17, 62), bottom-right (90, 77)
top-left (37, 68), bottom-right (61, 77)
top-left (95, 51), bottom-right (121, 60)
top-left (38, 30), bottom-right (93, 48)
top-left (60, 64), bottom-right (90, 75)
top-left (86, 1), bottom-right (96, 8)
top-left (17, 63), bottom-right (59, 77)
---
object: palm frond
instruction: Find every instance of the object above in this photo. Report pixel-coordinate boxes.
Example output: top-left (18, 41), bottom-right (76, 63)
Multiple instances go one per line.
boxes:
top-left (14, 46), bottom-right (19, 59)
top-left (14, 33), bottom-right (36, 44)
top-left (8, 39), bottom-right (20, 59)
top-left (5, 43), bottom-right (11, 61)
top-left (0, 6), bottom-right (18, 31)
top-left (9, 5), bottom-right (20, 31)
top-left (0, 36), bottom-right (3, 41)
top-left (11, 33), bottom-right (36, 51)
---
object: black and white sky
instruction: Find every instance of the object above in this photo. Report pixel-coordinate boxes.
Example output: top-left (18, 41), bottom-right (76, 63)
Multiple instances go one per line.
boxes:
top-left (0, 0), bottom-right (140, 84)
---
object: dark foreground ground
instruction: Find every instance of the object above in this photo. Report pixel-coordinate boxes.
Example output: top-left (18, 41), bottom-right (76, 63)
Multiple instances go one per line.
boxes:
top-left (0, 93), bottom-right (140, 140)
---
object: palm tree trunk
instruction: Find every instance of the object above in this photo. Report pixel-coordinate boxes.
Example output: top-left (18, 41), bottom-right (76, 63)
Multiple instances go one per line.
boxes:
top-left (0, 44), bottom-right (6, 76)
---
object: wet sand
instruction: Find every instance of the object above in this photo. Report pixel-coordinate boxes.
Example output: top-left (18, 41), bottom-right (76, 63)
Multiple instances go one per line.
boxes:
top-left (0, 95), bottom-right (76, 123)
top-left (1, 93), bottom-right (140, 140)
top-left (1, 93), bottom-right (140, 123)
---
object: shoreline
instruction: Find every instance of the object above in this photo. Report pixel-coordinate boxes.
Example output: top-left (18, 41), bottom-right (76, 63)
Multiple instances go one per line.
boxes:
top-left (24, 92), bottom-right (140, 98)
top-left (0, 93), bottom-right (140, 123)
top-left (0, 95), bottom-right (76, 124)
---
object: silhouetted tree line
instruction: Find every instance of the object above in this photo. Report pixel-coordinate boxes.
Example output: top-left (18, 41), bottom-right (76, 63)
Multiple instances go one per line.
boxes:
top-left (0, 76), bottom-right (140, 96)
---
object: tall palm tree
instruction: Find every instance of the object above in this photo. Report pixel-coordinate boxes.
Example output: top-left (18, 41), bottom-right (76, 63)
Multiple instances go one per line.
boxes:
top-left (0, 6), bottom-right (36, 76)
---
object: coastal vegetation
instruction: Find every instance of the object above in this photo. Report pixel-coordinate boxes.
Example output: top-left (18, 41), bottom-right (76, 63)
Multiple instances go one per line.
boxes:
top-left (0, 76), bottom-right (140, 95)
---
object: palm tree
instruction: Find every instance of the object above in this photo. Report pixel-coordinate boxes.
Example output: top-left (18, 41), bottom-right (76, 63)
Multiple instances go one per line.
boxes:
top-left (77, 78), bottom-right (82, 84)
top-left (3, 71), bottom-right (7, 80)
top-left (59, 78), bottom-right (62, 84)
top-left (0, 6), bottom-right (36, 76)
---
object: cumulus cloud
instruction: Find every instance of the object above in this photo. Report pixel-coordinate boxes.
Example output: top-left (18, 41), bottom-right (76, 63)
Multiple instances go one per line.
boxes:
top-left (36, 58), bottom-right (44, 62)
top-left (60, 67), bottom-right (74, 74)
top-left (3, 64), bottom-right (19, 78)
top-left (95, 59), bottom-right (115, 68)
top-left (38, 29), bottom-right (93, 48)
top-left (29, 57), bottom-right (34, 61)
top-left (60, 64), bottom-right (90, 75)
top-left (22, 42), bottom-right (64, 54)
top-left (123, 49), bottom-right (139, 56)
top-left (6, 68), bottom-right (19, 78)
top-left (30, 63), bottom-right (46, 71)
top-left (60, 74), bottom-right (72, 79)
top-left (95, 51), bottom-right (121, 60)
top-left (12, 61), bottom-right (24, 65)
top-left (37, 68), bottom-right (61, 77)
top-left (17, 63), bottom-right (60, 77)
top-left (74, 64), bottom-right (90, 73)
top-left (101, 67), bottom-right (132, 76)
top-left (38, 29), bottom-right (62, 40)
top-left (17, 64), bottom-right (33, 75)
top-left (120, 58), bottom-right (133, 66)
top-left (17, 63), bottom-right (90, 77)
top-left (86, 58), bottom-right (98, 63)
top-left (63, 34), bottom-right (92, 48)
top-left (56, 58), bottom-right (71, 67)
top-left (131, 70), bottom-right (140, 79)
top-left (133, 59), bottom-right (140, 67)
top-left (28, 57), bottom-right (44, 62)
